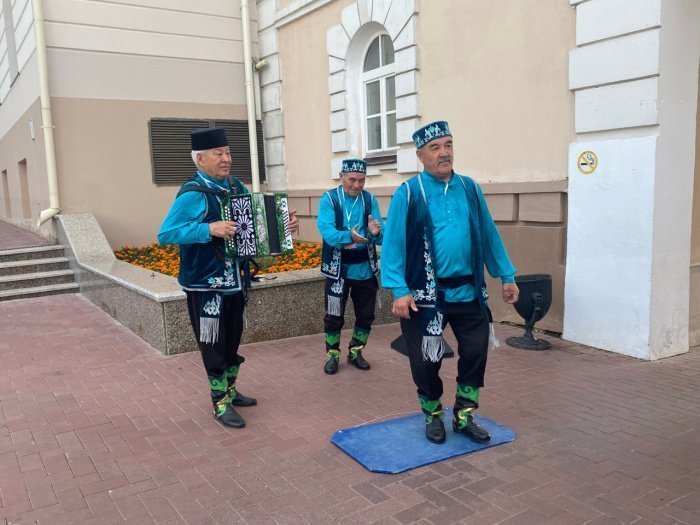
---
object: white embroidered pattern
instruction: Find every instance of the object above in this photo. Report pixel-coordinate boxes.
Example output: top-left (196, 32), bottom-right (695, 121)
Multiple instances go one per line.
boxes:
top-left (207, 260), bottom-right (238, 288)
top-left (202, 294), bottom-right (222, 316)
top-left (426, 311), bottom-right (444, 336)
top-left (412, 234), bottom-right (437, 303)
top-left (321, 247), bottom-right (341, 277)
top-left (330, 278), bottom-right (344, 295)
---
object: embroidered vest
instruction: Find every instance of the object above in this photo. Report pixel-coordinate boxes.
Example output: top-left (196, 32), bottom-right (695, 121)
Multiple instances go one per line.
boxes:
top-left (320, 188), bottom-right (379, 279)
top-left (404, 173), bottom-right (488, 309)
top-left (176, 174), bottom-right (247, 292)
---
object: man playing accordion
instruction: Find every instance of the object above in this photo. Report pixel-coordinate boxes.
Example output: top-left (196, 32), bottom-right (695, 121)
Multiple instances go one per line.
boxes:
top-left (158, 128), bottom-right (298, 428)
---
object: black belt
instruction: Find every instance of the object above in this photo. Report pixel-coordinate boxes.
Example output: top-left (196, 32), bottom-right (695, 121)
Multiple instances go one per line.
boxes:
top-left (341, 247), bottom-right (369, 264)
top-left (436, 275), bottom-right (474, 289)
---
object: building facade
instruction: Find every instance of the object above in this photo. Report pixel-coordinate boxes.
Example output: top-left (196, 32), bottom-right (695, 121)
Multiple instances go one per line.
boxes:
top-left (0, 0), bottom-right (257, 247)
top-left (1, 0), bottom-right (698, 359)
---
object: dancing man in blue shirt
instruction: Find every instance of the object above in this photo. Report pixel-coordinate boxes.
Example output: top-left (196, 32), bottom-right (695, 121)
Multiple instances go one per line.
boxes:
top-left (381, 122), bottom-right (519, 444)
top-left (158, 128), bottom-right (298, 429)
top-left (318, 159), bottom-right (384, 375)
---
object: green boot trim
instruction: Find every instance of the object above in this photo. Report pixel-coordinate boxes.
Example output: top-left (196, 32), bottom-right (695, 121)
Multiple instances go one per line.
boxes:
top-left (348, 345), bottom-right (365, 361)
top-left (453, 407), bottom-right (475, 430)
top-left (224, 365), bottom-right (239, 383)
top-left (227, 383), bottom-right (237, 399)
top-left (351, 327), bottom-right (370, 345)
top-left (456, 384), bottom-right (479, 405)
top-left (208, 376), bottom-right (228, 393)
top-left (213, 393), bottom-right (232, 418)
top-left (419, 396), bottom-right (441, 415)
top-left (325, 349), bottom-right (341, 362)
top-left (425, 409), bottom-right (444, 425)
top-left (325, 332), bottom-right (341, 349)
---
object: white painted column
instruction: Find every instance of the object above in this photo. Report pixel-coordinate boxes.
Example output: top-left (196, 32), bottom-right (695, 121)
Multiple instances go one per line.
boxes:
top-left (564, 0), bottom-right (700, 360)
top-left (256, 0), bottom-right (287, 190)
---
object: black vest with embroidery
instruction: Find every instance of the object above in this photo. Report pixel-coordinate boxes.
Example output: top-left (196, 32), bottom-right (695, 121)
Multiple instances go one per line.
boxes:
top-left (176, 174), bottom-right (247, 292)
top-left (320, 188), bottom-right (379, 280)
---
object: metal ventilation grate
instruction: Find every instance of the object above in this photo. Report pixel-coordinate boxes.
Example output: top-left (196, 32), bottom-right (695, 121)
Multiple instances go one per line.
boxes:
top-left (149, 118), bottom-right (266, 186)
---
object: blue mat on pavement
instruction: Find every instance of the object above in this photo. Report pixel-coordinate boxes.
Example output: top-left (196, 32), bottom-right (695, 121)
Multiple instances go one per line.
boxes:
top-left (331, 409), bottom-right (515, 474)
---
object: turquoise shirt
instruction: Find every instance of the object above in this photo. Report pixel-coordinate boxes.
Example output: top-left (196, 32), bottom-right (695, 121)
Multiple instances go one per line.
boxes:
top-left (317, 186), bottom-right (384, 280)
top-left (158, 171), bottom-right (248, 246)
top-left (381, 171), bottom-right (516, 302)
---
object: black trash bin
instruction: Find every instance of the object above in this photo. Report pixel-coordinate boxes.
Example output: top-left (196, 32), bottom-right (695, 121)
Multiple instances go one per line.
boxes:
top-left (506, 274), bottom-right (552, 350)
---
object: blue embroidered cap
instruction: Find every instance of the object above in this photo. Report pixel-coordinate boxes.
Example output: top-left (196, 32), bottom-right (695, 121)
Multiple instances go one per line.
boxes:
top-left (412, 121), bottom-right (452, 150)
top-left (341, 158), bottom-right (367, 174)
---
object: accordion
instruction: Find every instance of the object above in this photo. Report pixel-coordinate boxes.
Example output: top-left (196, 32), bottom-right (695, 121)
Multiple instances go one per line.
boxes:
top-left (221, 192), bottom-right (294, 258)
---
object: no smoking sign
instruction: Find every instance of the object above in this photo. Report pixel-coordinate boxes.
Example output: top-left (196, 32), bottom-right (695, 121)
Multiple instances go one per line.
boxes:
top-left (577, 151), bottom-right (598, 174)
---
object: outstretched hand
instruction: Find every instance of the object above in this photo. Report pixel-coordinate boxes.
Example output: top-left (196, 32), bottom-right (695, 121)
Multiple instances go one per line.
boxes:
top-left (350, 225), bottom-right (368, 243)
top-left (367, 214), bottom-right (381, 237)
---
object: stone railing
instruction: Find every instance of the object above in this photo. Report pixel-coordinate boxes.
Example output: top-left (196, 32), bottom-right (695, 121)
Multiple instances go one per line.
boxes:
top-left (55, 214), bottom-right (394, 355)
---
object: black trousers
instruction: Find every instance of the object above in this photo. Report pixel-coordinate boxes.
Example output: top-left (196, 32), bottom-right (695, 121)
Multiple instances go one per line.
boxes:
top-left (400, 300), bottom-right (489, 402)
top-left (324, 276), bottom-right (378, 348)
top-left (186, 291), bottom-right (245, 403)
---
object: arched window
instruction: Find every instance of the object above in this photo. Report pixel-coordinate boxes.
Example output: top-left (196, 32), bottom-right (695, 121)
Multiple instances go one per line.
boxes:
top-left (362, 34), bottom-right (397, 154)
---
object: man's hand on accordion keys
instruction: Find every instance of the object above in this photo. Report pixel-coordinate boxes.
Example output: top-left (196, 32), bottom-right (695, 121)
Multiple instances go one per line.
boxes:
top-left (288, 209), bottom-right (299, 234)
top-left (210, 220), bottom-right (237, 240)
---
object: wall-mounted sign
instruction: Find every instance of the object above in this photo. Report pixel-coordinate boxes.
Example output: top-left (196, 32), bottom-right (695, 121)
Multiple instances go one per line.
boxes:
top-left (577, 151), bottom-right (598, 174)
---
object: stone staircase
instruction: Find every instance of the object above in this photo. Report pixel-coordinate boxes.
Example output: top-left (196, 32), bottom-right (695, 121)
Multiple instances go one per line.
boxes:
top-left (0, 245), bottom-right (79, 301)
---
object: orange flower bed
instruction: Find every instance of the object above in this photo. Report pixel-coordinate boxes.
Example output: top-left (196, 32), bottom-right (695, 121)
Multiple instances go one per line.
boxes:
top-left (115, 242), bottom-right (180, 277)
top-left (114, 241), bottom-right (322, 278)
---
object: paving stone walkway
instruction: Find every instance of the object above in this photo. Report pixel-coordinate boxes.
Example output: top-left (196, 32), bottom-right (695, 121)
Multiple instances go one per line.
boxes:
top-left (0, 221), bottom-right (49, 250)
top-left (1, 294), bottom-right (699, 524)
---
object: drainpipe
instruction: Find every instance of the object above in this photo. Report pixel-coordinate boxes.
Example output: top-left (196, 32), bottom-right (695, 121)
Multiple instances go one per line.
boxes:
top-left (33, 0), bottom-right (60, 226)
top-left (240, 0), bottom-right (261, 192)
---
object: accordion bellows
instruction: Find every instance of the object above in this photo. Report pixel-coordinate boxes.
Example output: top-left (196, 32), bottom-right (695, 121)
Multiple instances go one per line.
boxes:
top-left (222, 192), bottom-right (294, 258)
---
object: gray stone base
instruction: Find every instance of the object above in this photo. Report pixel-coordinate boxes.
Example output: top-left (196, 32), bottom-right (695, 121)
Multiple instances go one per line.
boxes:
top-left (55, 213), bottom-right (395, 355)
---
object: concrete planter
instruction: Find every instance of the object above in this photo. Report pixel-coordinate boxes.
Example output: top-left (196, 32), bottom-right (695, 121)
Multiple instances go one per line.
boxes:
top-left (56, 213), bottom-right (394, 355)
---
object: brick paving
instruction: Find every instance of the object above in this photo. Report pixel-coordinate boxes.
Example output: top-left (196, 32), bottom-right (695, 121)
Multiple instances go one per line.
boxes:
top-left (0, 220), bottom-right (50, 250)
top-left (1, 293), bottom-right (699, 524)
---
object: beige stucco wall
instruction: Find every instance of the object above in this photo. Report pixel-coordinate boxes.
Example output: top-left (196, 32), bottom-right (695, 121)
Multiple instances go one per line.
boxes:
top-left (1, 1), bottom-right (259, 246)
top-left (690, 70), bottom-right (700, 347)
top-left (43, 0), bottom-right (253, 106)
top-left (276, 0), bottom-right (574, 190)
top-left (51, 98), bottom-right (248, 248)
top-left (277, 0), bottom-right (355, 191)
top-left (692, 72), bottom-right (700, 266)
top-left (0, 98), bottom-right (51, 236)
top-left (419, 0), bottom-right (575, 183)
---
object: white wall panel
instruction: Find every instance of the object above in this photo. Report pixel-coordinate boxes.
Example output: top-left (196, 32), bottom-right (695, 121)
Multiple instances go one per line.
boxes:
top-left (576, 0), bottom-right (661, 45)
top-left (88, 0), bottom-right (239, 18)
top-left (44, 0), bottom-right (241, 41)
top-left (47, 48), bottom-right (246, 104)
top-left (44, 22), bottom-right (241, 63)
top-left (575, 77), bottom-right (658, 133)
top-left (569, 30), bottom-right (660, 90)
top-left (564, 137), bottom-right (657, 358)
top-left (341, 4), bottom-right (360, 38)
top-left (12, 0), bottom-right (32, 71)
top-left (14, 26), bottom-right (31, 70)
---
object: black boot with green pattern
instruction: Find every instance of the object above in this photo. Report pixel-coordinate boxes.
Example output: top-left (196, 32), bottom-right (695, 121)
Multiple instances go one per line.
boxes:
top-left (324, 332), bottom-right (341, 374)
top-left (452, 384), bottom-right (490, 443)
top-left (224, 365), bottom-right (257, 407)
top-left (347, 327), bottom-right (370, 370)
top-left (420, 396), bottom-right (446, 444)
top-left (210, 375), bottom-right (245, 428)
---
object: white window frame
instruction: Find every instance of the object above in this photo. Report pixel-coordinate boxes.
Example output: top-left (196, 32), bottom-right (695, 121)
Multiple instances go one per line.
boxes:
top-left (361, 34), bottom-right (397, 156)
